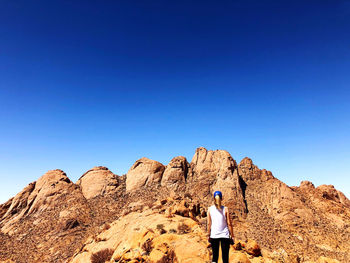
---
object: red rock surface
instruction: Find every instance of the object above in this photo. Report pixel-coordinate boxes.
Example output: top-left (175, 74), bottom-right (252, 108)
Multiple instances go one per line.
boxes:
top-left (0, 147), bottom-right (349, 262)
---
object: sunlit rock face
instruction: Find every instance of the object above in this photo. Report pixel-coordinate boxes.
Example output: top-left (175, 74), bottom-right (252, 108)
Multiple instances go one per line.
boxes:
top-left (1, 169), bottom-right (76, 234)
top-left (1, 147), bottom-right (350, 263)
top-left (76, 166), bottom-right (119, 199)
top-left (126, 157), bottom-right (165, 192)
top-left (187, 147), bottom-right (247, 219)
top-left (161, 156), bottom-right (188, 191)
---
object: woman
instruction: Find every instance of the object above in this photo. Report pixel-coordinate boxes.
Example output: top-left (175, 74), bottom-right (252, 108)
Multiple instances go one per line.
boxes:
top-left (207, 191), bottom-right (234, 263)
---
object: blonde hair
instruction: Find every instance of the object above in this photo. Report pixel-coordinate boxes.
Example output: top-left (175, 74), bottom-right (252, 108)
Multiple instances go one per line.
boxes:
top-left (214, 195), bottom-right (222, 211)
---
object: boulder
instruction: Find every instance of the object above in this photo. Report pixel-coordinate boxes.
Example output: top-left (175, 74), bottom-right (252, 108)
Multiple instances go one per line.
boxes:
top-left (76, 166), bottom-right (118, 199)
top-left (161, 156), bottom-right (188, 190)
top-left (173, 200), bottom-right (190, 217)
top-left (230, 251), bottom-right (251, 263)
top-left (245, 239), bottom-right (261, 257)
top-left (126, 158), bottom-right (165, 192)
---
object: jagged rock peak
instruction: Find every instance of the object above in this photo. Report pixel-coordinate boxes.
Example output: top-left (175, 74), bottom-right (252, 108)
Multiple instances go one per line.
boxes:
top-left (238, 157), bottom-right (259, 182)
top-left (316, 184), bottom-right (350, 207)
top-left (1, 183), bottom-right (36, 220)
top-left (317, 184), bottom-right (339, 200)
top-left (2, 148), bottom-right (350, 262)
top-left (239, 157), bottom-right (254, 168)
top-left (126, 157), bottom-right (165, 192)
top-left (190, 147), bottom-right (237, 179)
top-left (161, 156), bottom-right (189, 190)
top-left (299, 180), bottom-right (315, 189)
top-left (187, 147), bottom-right (247, 218)
top-left (1, 169), bottom-right (75, 235)
top-left (238, 158), bottom-right (273, 182)
top-left (37, 169), bottom-right (71, 184)
top-left (191, 147), bottom-right (236, 163)
top-left (77, 166), bottom-right (118, 199)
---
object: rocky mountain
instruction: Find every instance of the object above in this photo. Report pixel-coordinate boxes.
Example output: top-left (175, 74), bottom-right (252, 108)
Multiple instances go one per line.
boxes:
top-left (0, 147), bottom-right (349, 263)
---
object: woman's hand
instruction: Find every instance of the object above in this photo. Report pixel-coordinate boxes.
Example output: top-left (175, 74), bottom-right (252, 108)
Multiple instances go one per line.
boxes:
top-left (207, 234), bottom-right (212, 248)
top-left (229, 236), bottom-right (234, 245)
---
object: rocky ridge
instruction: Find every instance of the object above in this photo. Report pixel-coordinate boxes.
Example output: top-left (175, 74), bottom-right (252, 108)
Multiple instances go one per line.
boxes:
top-left (0, 147), bottom-right (349, 263)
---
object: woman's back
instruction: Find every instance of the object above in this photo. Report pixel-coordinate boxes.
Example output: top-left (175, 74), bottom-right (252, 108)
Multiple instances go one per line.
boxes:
top-left (209, 205), bottom-right (230, 239)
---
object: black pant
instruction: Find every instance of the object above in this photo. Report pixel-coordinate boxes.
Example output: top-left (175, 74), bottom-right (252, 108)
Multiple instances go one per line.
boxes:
top-left (209, 238), bottom-right (230, 263)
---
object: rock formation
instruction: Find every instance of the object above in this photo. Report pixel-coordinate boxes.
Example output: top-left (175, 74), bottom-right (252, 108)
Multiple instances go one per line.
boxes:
top-left (0, 169), bottom-right (94, 262)
top-left (76, 166), bottom-right (118, 199)
top-left (238, 157), bottom-right (350, 262)
top-left (188, 147), bottom-right (247, 219)
top-left (1, 169), bottom-right (77, 235)
top-left (316, 184), bottom-right (350, 208)
top-left (161, 156), bottom-right (188, 191)
top-left (0, 147), bottom-right (349, 263)
top-left (126, 157), bottom-right (165, 192)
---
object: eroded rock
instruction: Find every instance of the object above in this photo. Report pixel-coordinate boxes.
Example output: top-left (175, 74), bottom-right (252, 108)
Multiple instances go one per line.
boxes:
top-left (188, 147), bottom-right (247, 218)
top-left (161, 156), bottom-right (189, 190)
top-left (1, 169), bottom-right (76, 234)
top-left (126, 157), bottom-right (165, 192)
top-left (77, 166), bottom-right (118, 199)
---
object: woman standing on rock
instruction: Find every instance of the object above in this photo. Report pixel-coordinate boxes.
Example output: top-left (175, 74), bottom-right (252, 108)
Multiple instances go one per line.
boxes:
top-left (207, 191), bottom-right (234, 263)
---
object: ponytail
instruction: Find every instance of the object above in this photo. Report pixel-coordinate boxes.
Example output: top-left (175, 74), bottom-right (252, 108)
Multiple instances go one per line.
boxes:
top-left (214, 195), bottom-right (222, 211)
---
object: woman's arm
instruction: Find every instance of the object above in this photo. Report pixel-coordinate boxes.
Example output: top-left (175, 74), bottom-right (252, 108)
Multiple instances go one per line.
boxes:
top-left (225, 207), bottom-right (234, 239)
top-left (207, 208), bottom-right (211, 241)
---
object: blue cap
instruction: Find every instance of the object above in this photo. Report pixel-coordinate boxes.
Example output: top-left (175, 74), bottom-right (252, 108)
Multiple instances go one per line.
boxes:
top-left (213, 191), bottom-right (222, 199)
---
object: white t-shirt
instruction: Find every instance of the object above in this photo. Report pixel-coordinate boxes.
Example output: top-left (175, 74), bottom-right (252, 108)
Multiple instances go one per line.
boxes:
top-left (209, 205), bottom-right (230, 238)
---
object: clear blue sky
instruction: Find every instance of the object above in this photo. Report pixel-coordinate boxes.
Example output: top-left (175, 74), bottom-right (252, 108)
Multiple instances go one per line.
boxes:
top-left (1, 1), bottom-right (349, 203)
